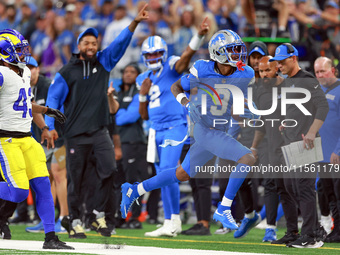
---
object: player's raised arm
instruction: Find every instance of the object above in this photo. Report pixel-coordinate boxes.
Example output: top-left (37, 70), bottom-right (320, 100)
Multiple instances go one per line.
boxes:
top-left (174, 17), bottom-right (209, 74)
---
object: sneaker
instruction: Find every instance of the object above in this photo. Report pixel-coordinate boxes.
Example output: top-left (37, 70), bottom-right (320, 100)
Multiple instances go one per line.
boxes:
top-left (181, 223), bottom-right (211, 236)
top-left (213, 204), bottom-right (238, 230)
top-left (0, 221), bottom-right (11, 240)
top-left (61, 216), bottom-right (70, 233)
top-left (26, 221), bottom-right (44, 233)
top-left (107, 223), bottom-right (116, 235)
top-left (315, 225), bottom-right (327, 242)
top-left (214, 225), bottom-right (232, 235)
top-left (127, 219), bottom-right (142, 229)
top-left (9, 215), bottom-right (31, 225)
top-left (325, 231), bottom-right (340, 243)
top-left (55, 218), bottom-right (66, 233)
top-left (287, 234), bottom-right (324, 248)
top-left (263, 228), bottom-right (277, 242)
top-left (69, 219), bottom-right (86, 239)
top-left (120, 182), bottom-right (140, 219)
top-left (271, 232), bottom-right (300, 244)
top-left (320, 215), bottom-right (333, 235)
top-left (43, 235), bottom-right (74, 250)
top-left (234, 212), bottom-right (261, 238)
top-left (90, 212), bottom-right (111, 237)
top-left (145, 220), bottom-right (177, 237)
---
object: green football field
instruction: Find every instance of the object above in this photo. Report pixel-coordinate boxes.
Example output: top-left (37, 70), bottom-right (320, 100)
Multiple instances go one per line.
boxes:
top-left (2, 223), bottom-right (340, 255)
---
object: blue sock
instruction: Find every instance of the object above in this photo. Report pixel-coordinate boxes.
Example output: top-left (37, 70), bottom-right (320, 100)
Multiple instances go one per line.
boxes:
top-left (0, 182), bottom-right (28, 202)
top-left (276, 203), bottom-right (284, 221)
top-left (161, 187), bottom-right (171, 219)
top-left (143, 167), bottom-right (179, 192)
top-left (30, 177), bottom-right (55, 234)
top-left (166, 182), bottom-right (180, 214)
top-left (224, 163), bottom-right (250, 200)
top-left (259, 205), bottom-right (266, 221)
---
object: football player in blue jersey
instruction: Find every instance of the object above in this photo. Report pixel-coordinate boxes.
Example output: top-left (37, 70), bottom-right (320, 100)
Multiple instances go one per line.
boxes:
top-left (121, 29), bottom-right (258, 232)
top-left (136, 18), bottom-right (209, 237)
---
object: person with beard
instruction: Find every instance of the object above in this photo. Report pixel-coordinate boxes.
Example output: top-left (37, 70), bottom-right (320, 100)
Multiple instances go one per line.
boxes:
top-left (251, 56), bottom-right (296, 243)
top-left (45, 5), bottom-right (149, 239)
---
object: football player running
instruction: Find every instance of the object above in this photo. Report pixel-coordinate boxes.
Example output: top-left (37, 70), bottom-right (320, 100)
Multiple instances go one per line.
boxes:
top-left (121, 30), bottom-right (257, 232)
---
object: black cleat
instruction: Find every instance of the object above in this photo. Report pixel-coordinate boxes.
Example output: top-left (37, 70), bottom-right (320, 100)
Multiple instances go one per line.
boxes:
top-left (287, 234), bottom-right (323, 248)
top-left (0, 221), bottom-right (11, 240)
top-left (43, 236), bottom-right (75, 250)
top-left (91, 216), bottom-right (111, 237)
top-left (181, 223), bottom-right (211, 236)
top-left (271, 232), bottom-right (299, 244)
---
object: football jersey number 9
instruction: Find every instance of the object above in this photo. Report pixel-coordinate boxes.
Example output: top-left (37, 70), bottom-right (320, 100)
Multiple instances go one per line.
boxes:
top-left (210, 88), bottom-right (230, 116)
top-left (13, 87), bottom-right (32, 118)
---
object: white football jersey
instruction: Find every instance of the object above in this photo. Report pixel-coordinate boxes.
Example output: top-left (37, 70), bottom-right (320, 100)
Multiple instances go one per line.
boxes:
top-left (0, 66), bottom-right (33, 133)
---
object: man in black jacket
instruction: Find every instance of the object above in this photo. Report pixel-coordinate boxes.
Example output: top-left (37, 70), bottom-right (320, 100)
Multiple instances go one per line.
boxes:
top-left (45, 5), bottom-right (149, 239)
top-left (269, 43), bottom-right (329, 248)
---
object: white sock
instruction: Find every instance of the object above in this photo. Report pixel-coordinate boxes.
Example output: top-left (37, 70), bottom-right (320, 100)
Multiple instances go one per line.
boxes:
top-left (245, 211), bottom-right (255, 219)
top-left (221, 197), bottom-right (233, 207)
top-left (137, 183), bottom-right (146, 196)
top-left (279, 26), bottom-right (286, 31)
top-left (267, 225), bottom-right (276, 229)
top-left (171, 214), bottom-right (180, 221)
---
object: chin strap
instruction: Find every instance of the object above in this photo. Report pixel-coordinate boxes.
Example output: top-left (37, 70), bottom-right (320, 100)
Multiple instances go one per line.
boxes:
top-left (236, 61), bottom-right (246, 71)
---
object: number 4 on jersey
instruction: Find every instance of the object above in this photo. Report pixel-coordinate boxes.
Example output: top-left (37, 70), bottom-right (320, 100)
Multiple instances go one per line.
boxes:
top-left (13, 87), bottom-right (32, 118)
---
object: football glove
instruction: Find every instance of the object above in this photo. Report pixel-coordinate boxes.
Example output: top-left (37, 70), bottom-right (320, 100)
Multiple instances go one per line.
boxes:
top-left (45, 107), bottom-right (67, 124)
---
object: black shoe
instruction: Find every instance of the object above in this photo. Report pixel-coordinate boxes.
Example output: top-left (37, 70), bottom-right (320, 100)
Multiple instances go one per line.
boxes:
top-left (271, 232), bottom-right (300, 244)
top-left (325, 230), bottom-right (340, 243)
top-left (43, 236), bottom-right (75, 250)
top-left (315, 225), bottom-right (327, 242)
top-left (91, 216), bottom-right (111, 237)
top-left (287, 234), bottom-right (323, 248)
top-left (69, 219), bottom-right (86, 239)
top-left (147, 218), bottom-right (161, 225)
top-left (127, 219), bottom-right (142, 229)
top-left (61, 216), bottom-right (70, 233)
top-left (181, 223), bottom-right (211, 236)
top-left (0, 221), bottom-right (11, 240)
top-left (9, 215), bottom-right (31, 225)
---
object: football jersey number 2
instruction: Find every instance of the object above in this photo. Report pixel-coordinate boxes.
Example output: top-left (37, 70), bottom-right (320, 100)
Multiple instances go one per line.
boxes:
top-left (149, 85), bottom-right (161, 109)
top-left (13, 87), bottom-right (32, 118)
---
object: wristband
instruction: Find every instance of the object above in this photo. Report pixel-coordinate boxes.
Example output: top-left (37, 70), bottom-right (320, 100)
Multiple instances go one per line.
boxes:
top-left (250, 147), bottom-right (257, 151)
top-left (41, 126), bottom-right (49, 132)
top-left (176, 93), bottom-right (188, 105)
top-left (189, 34), bottom-right (205, 51)
top-left (139, 94), bottom-right (147, 102)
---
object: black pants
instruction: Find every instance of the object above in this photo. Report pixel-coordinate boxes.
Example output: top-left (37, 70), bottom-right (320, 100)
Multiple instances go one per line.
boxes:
top-left (263, 178), bottom-right (279, 226)
top-left (122, 143), bottom-right (148, 218)
top-left (66, 128), bottom-right (116, 220)
top-left (284, 168), bottom-right (317, 236)
top-left (146, 164), bottom-right (160, 221)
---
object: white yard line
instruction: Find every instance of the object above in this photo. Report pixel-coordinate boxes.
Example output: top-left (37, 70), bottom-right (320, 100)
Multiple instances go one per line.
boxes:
top-left (0, 240), bottom-right (280, 255)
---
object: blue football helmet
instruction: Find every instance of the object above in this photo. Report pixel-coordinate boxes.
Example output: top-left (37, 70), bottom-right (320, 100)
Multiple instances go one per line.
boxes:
top-left (208, 30), bottom-right (247, 67)
top-left (141, 36), bottom-right (168, 70)
top-left (0, 29), bottom-right (30, 69)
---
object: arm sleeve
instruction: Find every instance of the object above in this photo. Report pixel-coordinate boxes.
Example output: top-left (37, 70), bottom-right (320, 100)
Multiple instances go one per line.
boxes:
top-left (45, 73), bottom-right (69, 130)
top-left (99, 26), bottom-right (134, 72)
top-left (115, 94), bottom-right (141, 125)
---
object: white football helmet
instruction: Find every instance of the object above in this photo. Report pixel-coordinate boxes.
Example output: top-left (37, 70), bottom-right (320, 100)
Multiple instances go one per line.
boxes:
top-left (208, 30), bottom-right (247, 67)
top-left (141, 36), bottom-right (168, 70)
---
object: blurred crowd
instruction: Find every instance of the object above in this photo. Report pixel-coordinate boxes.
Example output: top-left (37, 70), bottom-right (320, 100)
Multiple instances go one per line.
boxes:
top-left (0, 0), bottom-right (338, 80)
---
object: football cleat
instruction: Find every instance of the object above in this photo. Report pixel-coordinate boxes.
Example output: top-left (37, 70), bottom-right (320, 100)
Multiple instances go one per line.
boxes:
top-left (213, 204), bottom-right (238, 230)
top-left (234, 212), bottom-right (261, 238)
top-left (120, 182), bottom-right (140, 219)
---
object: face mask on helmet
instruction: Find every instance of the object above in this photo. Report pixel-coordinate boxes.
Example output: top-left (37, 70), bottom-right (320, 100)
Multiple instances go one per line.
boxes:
top-left (0, 29), bottom-right (30, 69)
top-left (209, 30), bottom-right (247, 68)
top-left (141, 36), bottom-right (168, 70)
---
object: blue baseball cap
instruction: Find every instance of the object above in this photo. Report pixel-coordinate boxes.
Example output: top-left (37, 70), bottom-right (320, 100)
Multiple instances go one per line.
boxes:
top-left (269, 44), bottom-right (298, 62)
top-left (77, 27), bottom-right (98, 44)
top-left (26, 57), bottom-right (38, 67)
top-left (248, 41), bottom-right (268, 56)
